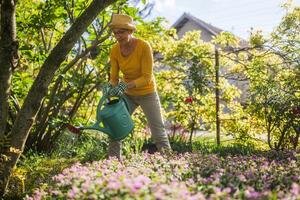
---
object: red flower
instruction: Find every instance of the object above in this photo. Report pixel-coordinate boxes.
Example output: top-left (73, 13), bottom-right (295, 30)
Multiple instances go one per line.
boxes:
top-left (66, 124), bottom-right (81, 135)
top-left (185, 97), bottom-right (193, 104)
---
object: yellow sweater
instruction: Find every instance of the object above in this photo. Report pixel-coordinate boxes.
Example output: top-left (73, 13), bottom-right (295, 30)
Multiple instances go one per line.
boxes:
top-left (109, 39), bottom-right (156, 96)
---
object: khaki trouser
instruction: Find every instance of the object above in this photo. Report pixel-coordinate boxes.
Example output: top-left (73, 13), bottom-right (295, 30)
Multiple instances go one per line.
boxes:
top-left (108, 92), bottom-right (171, 159)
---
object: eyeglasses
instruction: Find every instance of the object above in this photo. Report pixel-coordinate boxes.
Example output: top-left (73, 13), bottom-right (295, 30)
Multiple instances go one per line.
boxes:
top-left (112, 29), bottom-right (128, 36)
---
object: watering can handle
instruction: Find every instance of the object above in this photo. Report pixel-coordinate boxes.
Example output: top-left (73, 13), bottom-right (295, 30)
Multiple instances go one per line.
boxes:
top-left (95, 95), bottom-right (108, 122)
top-left (120, 94), bottom-right (132, 114)
top-left (96, 94), bottom-right (132, 120)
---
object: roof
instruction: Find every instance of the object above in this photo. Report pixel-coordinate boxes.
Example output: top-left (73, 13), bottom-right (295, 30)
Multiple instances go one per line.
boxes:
top-left (172, 13), bottom-right (223, 36)
top-left (172, 12), bottom-right (248, 47)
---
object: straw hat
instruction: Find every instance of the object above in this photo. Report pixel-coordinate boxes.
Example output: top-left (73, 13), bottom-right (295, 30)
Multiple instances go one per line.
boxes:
top-left (109, 14), bottom-right (136, 31)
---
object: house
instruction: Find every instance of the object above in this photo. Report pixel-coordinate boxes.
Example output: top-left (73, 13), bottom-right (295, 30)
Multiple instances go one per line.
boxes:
top-left (172, 12), bottom-right (223, 42)
top-left (172, 12), bottom-right (248, 47)
top-left (171, 12), bottom-right (249, 105)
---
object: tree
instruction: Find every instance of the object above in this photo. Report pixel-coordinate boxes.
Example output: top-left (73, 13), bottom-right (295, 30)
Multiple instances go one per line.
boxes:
top-left (221, 4), bottom-right (300, 150)
top-left (0, 0), bottom-right (18, 146)
top-left (0, 0), bottom-right (117, 196)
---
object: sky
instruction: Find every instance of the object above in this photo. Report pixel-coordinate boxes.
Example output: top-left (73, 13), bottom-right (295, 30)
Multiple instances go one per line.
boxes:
top-left (147, 0), bottom-right (300, 39)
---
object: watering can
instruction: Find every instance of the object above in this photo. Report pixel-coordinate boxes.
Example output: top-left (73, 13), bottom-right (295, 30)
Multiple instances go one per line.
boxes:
top-left (67, 95), bottom-right (134, 141)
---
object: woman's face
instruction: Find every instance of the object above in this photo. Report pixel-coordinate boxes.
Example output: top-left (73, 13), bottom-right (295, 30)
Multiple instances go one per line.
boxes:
top-left (112, 28), bottom-right (132, 44)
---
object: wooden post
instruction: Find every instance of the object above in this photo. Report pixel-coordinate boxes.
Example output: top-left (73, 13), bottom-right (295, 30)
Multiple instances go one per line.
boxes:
top-left (215, 48), bottom-right (221, 146)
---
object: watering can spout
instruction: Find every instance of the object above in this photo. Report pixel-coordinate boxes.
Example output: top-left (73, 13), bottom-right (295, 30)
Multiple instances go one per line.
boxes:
top-left (83, 123), bottom-right (112, 137)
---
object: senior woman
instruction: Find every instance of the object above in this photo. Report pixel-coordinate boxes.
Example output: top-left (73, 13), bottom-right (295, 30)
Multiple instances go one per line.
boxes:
top-left (105, 14), bottom-right (171, 159)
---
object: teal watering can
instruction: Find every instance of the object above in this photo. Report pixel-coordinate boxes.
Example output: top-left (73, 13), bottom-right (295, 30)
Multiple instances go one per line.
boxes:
top-left (68, 95), bottom-right (134, 141)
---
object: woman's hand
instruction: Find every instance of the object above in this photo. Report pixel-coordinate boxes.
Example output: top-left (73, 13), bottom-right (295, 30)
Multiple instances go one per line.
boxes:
top-left (110, 82), bottom-right (128, 96)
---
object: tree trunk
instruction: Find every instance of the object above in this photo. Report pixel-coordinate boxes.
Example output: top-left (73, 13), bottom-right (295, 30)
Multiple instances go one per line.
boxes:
top-left (0, 0), bottom-right (18, 141)
top-left (0, 0), bottom-right (116, 196)
top-left (276, 125), bottom-right (288, 150)
top-left (292, 125), bottom-right (299, 149)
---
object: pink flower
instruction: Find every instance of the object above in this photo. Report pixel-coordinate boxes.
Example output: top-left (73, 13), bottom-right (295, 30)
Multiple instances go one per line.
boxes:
top-left (136, 175), bottom-right (151, 184)
top-left (291, 183), bottom-right (300, 196)
top-left (30, 189), bottom-right (47, 200)
top-left (107, 181), bottom-right (121, 190)
top-left (81, 180), bottom-right (92, 193)
top-left (238, 174), bottom-right (246, 182)
top-left (49, 189), bottom-right (60, 196)
top-left (133, 181), bottom-right (143, 189)
top-left (67, 186), bottom-right (79, 199)
top-left (190, 192), bottom-right (206, 200)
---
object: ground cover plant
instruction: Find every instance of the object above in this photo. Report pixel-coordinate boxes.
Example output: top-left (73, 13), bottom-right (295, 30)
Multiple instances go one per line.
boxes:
top-left (26, 150), bottom-right (300, 200)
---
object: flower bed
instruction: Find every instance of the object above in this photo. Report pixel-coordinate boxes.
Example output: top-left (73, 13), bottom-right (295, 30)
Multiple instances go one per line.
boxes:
top-left (26, 152), bottom-right (300, 199)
